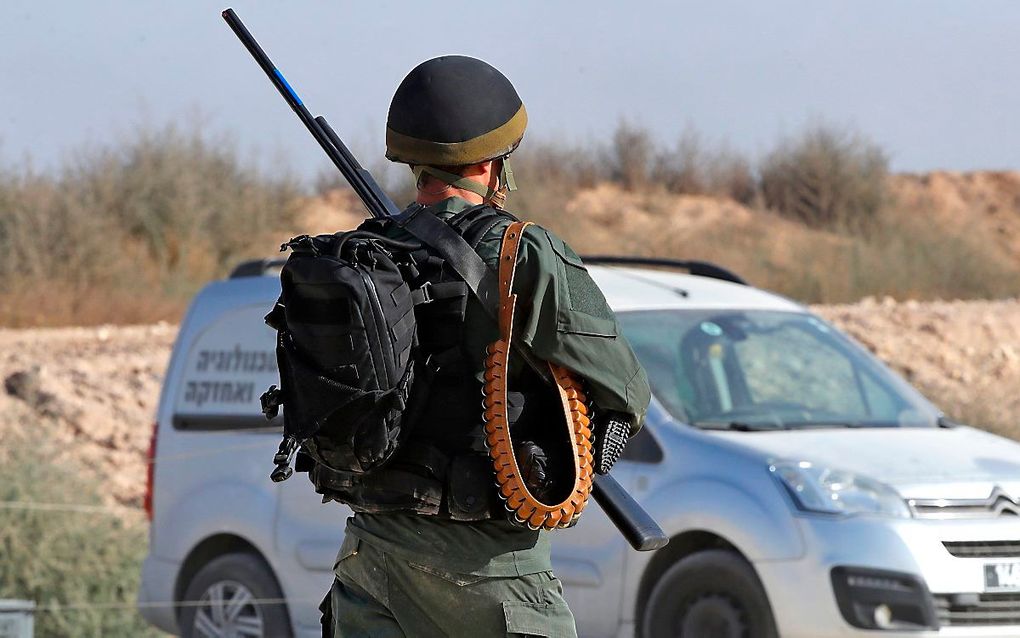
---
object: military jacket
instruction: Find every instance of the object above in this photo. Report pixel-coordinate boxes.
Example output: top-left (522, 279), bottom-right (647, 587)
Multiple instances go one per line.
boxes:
top-left (337, 197), bottom-right (651, 575)
top-left (392, 196), bottom-right (650, 429)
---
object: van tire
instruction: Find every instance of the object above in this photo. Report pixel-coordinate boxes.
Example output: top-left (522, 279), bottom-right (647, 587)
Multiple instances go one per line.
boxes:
top-left (642, 549), bottom-right (777, 638)
top-left (179, 552), bottom-right (293, 638)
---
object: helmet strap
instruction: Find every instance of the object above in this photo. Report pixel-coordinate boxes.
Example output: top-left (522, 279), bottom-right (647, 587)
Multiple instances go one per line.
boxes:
top-left (412, 157), bottom-right (517, 209)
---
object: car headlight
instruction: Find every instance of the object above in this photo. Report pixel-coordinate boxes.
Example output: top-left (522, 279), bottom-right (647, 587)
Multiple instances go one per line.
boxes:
top-left (770, 461), bottom-right (911, 518)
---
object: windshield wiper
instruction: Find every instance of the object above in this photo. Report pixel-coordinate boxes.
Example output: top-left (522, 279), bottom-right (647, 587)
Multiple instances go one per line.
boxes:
top-left (784, 421), bottom-right (900, 429)
top-left (937, 416), bottom-right (960, 428)
top-left (693, 421), bottom-right (787, 432)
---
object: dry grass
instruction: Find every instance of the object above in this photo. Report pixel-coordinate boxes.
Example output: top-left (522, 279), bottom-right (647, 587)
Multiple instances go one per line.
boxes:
top-left (520, 181), bottom-right (1019, 305)
top-left (2, 120), bottom-right (1019, 325)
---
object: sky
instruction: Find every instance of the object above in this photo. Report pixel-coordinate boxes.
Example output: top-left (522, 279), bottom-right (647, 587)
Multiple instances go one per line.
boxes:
top-left (2, 0), bottom-right (1019, 179)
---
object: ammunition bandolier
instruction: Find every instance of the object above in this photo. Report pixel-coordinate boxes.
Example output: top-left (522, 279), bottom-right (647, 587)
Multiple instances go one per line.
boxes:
top-left (308, 203), bottom-right (528, 520)
top-left (482, 221), bottom-right (595, 530)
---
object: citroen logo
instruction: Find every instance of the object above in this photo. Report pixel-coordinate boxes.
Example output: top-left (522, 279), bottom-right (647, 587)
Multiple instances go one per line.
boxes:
top-left (989, 487), bottom-right (1020, 516)
top-left (909, 486), bottom-right (1020, 518)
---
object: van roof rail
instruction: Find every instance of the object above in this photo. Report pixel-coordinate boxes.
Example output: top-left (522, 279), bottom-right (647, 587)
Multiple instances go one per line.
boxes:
top-left (228, 255), bottom-right (747, 286)
top-left (579, 256), bottom-right (747, 285)
top-left (228, 258), bottom-right (286, 279)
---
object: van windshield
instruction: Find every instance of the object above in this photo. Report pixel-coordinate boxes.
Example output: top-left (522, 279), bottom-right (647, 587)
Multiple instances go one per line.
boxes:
top-left (618, 310), bottom-right (939, 430)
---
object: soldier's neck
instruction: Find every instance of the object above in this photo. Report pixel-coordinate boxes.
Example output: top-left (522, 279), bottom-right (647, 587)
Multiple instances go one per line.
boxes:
top-left (416, 187), bottom-right (485, 206)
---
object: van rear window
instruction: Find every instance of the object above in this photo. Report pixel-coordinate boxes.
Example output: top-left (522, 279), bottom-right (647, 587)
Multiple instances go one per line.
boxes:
top-left (173, 305), bottom-right (281, 431)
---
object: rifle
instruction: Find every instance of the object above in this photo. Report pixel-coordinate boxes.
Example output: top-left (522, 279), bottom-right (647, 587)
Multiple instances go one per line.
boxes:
top-left (221, 8), bottom-right (668, 552)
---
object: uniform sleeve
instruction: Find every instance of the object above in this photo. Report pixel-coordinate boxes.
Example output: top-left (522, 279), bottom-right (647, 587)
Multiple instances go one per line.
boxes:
top-left (508, 225), bottom-right (651, 433)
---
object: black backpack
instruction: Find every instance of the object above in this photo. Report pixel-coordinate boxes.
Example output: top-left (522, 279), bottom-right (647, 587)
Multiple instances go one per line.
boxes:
top-left (261, 230), bottom-right (424, 481)
top-left (261, 204), bottom-right (510, 482)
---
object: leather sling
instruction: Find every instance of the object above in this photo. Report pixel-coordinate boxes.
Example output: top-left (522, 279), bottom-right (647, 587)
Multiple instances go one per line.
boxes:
top-left (482, 221), bottom-right (594, 530)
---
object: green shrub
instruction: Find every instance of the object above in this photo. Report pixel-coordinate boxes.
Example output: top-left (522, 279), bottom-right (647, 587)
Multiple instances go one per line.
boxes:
top-left (0, 438), bottom-right (162, 637)
top-left (760, 124), bottom-right (888, 231)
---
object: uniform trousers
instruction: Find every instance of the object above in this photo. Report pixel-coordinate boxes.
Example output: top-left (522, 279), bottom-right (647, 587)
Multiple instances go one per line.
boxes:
top-left (321, 534), bottom-right (577, 637)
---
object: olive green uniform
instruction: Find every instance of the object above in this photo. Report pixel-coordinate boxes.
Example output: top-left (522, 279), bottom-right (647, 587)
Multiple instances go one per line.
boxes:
top-left (322, 197), bottom-right (651, 637)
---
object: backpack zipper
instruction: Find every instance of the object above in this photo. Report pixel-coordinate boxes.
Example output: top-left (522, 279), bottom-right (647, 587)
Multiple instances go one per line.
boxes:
top-left (358, 266), bottom-right (396, 389)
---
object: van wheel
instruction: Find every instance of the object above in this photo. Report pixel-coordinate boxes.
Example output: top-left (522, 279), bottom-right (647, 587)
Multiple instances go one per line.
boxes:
top-left (642, 549), bottom-right (777, 638)
top-left (180, 552), bottom-right (292, 638)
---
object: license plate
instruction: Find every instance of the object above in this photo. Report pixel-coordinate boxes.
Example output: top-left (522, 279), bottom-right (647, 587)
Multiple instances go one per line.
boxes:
top-left (985, 563), bottom-right (1020, 591)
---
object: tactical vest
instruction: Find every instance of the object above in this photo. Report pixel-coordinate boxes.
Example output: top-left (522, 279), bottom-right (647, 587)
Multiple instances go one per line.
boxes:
top-left (304, 204), bottom-right (551, 520)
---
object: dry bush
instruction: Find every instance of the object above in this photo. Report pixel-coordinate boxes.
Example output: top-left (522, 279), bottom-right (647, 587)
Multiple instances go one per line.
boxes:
top-left (610, 122), bottom-right (655, 190)
top-left (0, 123), bottom-right (303, 326)
top-left (3, 119), bottom-right (1017, 326)
top-left (760, 124), bottom-right (888, 231)
top-left (653, 129), bottom-right (757, 204)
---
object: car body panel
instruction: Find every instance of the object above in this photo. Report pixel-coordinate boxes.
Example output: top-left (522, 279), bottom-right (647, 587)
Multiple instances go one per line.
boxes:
top-left (709, 426), bottom-right (1020, 488)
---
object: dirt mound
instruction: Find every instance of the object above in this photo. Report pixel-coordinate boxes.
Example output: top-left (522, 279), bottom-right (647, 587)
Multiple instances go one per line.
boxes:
top-left (0, 324), bottom-right (174, 506)
top-left (299, 172), bottom-right (1020, 281)
top-left (295, 189), bottom-right (366, 234)
top-left (549, 183), bottom-right (851, 266)
top-left (890, 171), bottom-right (1020, 266)
top-left (816, 298), bottom-right (1020, 438)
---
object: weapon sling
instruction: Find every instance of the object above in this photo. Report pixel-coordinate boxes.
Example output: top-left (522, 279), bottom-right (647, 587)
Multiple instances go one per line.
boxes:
top-left (482, 222), bottom-right (595, 529)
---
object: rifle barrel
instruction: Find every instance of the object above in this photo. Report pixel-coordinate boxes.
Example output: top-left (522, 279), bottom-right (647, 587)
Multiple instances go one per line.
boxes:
top-left (315, 117), bottom-right (401, 218)
top-left (221, 8), bottom-right (388, 218)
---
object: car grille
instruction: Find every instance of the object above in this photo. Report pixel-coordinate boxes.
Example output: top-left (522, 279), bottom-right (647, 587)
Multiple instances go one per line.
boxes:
top-left (944, 541), bottom-right (1020, 558)
top-left (934, 593), bottom-right (1020, 626)
top-left (909, 487), bottom-right (1020, 519)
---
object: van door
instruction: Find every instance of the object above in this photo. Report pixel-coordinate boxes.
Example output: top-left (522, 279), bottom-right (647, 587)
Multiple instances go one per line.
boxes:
top-left (273, 473), bottom-right (349, 632)
top-left (551, 425), bottom-right (664, 637)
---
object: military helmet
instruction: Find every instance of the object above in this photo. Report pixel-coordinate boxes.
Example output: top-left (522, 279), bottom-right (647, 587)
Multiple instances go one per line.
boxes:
top-left (386, 55), bottom-right (527, 167)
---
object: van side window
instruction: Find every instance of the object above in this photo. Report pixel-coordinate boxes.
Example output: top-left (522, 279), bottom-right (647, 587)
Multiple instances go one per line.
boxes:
top-left (173, 305), bottom-right (281, 431)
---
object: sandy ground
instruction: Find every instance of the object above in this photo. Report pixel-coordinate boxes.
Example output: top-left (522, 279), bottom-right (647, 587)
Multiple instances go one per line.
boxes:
top-left (1, 300), bottom-right (1018, 509)
top-left (0, 324), bottom-right (175, 505)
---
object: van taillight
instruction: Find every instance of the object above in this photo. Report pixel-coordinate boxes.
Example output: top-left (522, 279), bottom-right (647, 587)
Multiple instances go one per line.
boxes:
top-left (144, 421), bottom-right (158, 521)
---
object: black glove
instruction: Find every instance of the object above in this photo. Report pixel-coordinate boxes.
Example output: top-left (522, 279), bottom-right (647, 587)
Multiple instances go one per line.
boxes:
top-left (593, 410), bottom-right (631, 475)
top-left (515, 440), bottom-right (554, 502)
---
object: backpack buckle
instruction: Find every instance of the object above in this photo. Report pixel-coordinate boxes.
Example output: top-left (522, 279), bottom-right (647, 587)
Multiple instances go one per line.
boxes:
top-left (260, 384), bottom-right (283, 419)
top-left (270, 435), bottom-right (300, 483)
top-left (413, 281), bottom-right (435, 305)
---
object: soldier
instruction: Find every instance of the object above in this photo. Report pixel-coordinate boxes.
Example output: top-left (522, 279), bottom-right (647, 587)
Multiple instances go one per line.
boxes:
top-left (318, 55), bottom-right (651, 637)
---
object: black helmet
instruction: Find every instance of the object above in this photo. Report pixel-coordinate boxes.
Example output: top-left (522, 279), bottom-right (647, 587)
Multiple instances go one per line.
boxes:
top-left (386, 55), bottom-right (527, 167)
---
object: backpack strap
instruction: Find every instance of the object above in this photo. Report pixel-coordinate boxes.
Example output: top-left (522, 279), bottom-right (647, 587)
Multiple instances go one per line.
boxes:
top-left (450, 204), bottom-right (520, 250)
top-left (394, 203), bottom-right (552, 384)
top-left (394, 204), bottom-right (501, 319)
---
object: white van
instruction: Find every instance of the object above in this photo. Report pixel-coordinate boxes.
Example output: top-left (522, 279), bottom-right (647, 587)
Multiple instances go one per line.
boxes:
top-left (140, 257), bottom-right (1020, 638)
